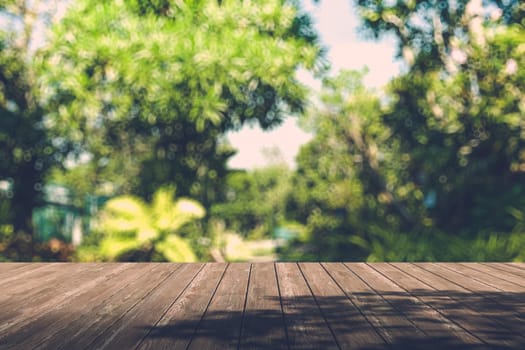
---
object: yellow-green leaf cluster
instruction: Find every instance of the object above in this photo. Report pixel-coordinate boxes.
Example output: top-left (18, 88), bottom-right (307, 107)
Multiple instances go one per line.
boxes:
top-left (80, 186), bottom-right (204, 261)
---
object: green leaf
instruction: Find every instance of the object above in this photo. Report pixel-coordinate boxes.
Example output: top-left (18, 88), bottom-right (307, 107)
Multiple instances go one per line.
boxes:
top-left (156, 234), bottom-right (197, 262)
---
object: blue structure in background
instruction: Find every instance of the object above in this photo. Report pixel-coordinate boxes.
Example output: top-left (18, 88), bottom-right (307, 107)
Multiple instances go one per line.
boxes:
top-left (32, 184), bottom-right (109, 245)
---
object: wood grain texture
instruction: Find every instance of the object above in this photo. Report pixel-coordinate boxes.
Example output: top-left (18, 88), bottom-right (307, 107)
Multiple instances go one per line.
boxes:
top-left (187, 263), bottom-right (250, 350)
top-left (1, 264), bottom-right (140, 348)
top-left (395, 263), bottom-right (525, 348)
top-left (339, 263), bottom-right (430, 347)
top-left (509, 263), bottom-right (525, 270)
top-left (484, 263), bottom-right (525, 278)
top-left (0, 263), bottom-right (62, 290)
top-left (300, 263), bottom-right (387, 349)
top-left (39, 263), bottom-right (169, 350)
top-left (426, 263), bottom-right (525, 321)
top-left (0, 263), bottom-right (127, 344)
top-left (363, 263), bottom-right (484, 348)
top-left (239, 263), bottom-right (288, 350)
top-left (0, 262), bottom-right (523, 350)
top-left (89, 263), bottom-right (201, 350)
top-left (0, 263), bottom-right (30, 275)
top-left (276, 263), bottom-right (338, 349)
top-left (0, 263), bottom-right (116, 327)
top-left (457, 263), bottom-right (525, 288)
top-left (138, 263), bottom-right (227, 350)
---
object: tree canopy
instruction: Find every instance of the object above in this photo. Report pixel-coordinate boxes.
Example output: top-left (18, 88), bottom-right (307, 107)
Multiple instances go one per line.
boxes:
top-left (355, 0), bottom-right (525, 235)
top-left (37, 0), bottom-right (324, 205)
top-left (280, 0), bottom-right (525, 261)
top-left (2, 0), bottom-right (524, 262)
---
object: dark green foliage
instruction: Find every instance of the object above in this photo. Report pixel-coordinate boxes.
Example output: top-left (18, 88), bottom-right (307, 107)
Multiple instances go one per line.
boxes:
top-left (38, 0), bottom-right (324, 211)
top-left (3, 0), bottom-right (524, 262)
top-left (281, 1), bottom-right (525, 261)
top-left (211, 165), bottom-right (292, 238)
top-left (0, 3), bottom-right (60, 258)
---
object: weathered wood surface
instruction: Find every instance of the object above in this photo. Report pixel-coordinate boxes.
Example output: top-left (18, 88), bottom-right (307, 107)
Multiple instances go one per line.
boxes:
top-left (0, 263), bottom-right (524, 349)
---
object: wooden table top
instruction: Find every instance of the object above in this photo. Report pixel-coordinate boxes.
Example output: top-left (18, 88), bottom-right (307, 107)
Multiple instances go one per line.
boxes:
top-left (0, 262), bottom-right (524, 349)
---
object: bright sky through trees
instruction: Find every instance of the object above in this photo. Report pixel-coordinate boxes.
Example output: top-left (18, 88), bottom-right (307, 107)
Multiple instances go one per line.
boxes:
top-left (227, 0), bottom-right (400, 170)
top-left (29, 0), bottom-right (399, 171)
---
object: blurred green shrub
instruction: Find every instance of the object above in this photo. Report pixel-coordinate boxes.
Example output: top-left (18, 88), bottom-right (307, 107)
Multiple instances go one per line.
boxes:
top-left (76, 186), bottom-right (204, 262)
top-left (361, 227), bottom-right (525, 262)
top-left (280, 226), bottom-right (525, 262)
top-left (211, 165), bottom-right (292, 239)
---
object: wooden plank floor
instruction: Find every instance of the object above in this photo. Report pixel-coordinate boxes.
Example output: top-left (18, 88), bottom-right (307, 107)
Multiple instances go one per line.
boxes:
top-left (1, 263), bottom-right (524, 350)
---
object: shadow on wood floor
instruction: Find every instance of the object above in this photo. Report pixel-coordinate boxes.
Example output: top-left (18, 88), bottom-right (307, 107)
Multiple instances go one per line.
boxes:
top-left (133, 291), bottom-right (525, 350)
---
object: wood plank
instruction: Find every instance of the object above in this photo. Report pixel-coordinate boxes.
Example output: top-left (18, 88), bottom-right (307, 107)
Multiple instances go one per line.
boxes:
top-left (300, 263), bottom-right (387, 349)
top-left (137, 263), bottom-right (228, 350)
top-left (87, 263), bottom-right (203, 350)
top-left (1, 263), bottom-right (523, 350)
top-left (239, 263), bottom-right (288, 350)
top-left (439, 263), bottom-right (525, 293)
top-left (485, 263), bottom-right (525, 278)
top-left (276, 263), bottom-right (338, 349)
top-left (423, 263), bottom-right (525, 320)
top-left (30, 263), bottom-right (169, 350)
top-left (0, 263), bottom-right (30, 274)
top-left (0, 262), bottom-right (43, 275)
top-left (361, 263), bottom-right (484, 347)
top-left (187, 263), bottom-right (251, 350)
top-left (0, 263), bottom-right (127, 338)
top-left (329, 263), bottom-right (425, 346)
top-left (509, 263), bottom-right (525, 270)
top-left (394, 263), bottom-right (525, 348)
top-left (0, 263), bottom-right (74, 303)
top-left (0, 263), bottom-right (155, 349)
top-left (457, 263), bottom-right (525, 288)
top-left (0, 263), bottom-right (104, 309)
top-left (346, 262), bottom-right (481, 349)
top-left (0, 263), bottom-right (61, 289)
top-left (0, 263), bottom-right (106, 327)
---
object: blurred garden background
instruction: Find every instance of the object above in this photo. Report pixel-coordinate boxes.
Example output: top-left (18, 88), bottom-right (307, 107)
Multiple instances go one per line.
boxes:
top-left (1, 0), bottom-right (524, 262)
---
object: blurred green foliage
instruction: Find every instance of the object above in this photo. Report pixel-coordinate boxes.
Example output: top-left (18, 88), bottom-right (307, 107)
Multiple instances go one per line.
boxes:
top-left (0, 1), bottom-right (59, 248)
top-left (211, 165), bottom-right (292, 239)
top-left (37, 0), bottom-right (324, 210)
top-left (1, 0), bottom-right (524, 262)
top-left (76, 187), bottom-right (204, 261)
top-left (280, 0), bottom-right (525, 261)
top-left (1, 0), bottom-right (323, 261)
